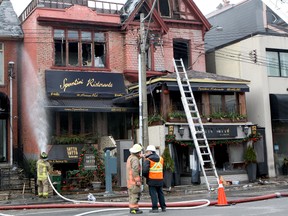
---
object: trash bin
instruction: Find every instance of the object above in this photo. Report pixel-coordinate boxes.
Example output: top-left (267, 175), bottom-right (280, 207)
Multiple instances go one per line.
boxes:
top-left (50, 175), bottom-right (61, 193)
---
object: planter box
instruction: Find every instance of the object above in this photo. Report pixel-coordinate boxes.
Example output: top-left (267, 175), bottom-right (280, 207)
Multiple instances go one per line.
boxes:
top-left (167, 117), bottom-right (187, 123)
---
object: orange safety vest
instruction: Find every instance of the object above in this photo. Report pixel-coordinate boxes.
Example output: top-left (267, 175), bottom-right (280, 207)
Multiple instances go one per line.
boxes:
top-left (126, 155), bottom-right (141, 188)
top-left (148, 157), bottom-right (164, 180)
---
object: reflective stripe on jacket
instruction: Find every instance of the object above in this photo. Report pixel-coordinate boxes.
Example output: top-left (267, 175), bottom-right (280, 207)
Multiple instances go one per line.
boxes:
top-left (148, 157), bottom-right (163, 180)
top-left (126, 154), bottom-right (141, 189)
top-left (37, 159), bottom-right (50, 181)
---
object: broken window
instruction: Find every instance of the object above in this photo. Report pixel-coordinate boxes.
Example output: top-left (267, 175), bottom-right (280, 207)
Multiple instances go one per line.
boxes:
top-left (68, 30), bottom-right (79, 66)
top-left (54, 30), bottom-right (66, 66)
top-left (173, 40), bottom-right (190, 69)
top-left (94, 33), bottom-right (106, 68)
top-left (158, 0), bottom-right (171, 17)
top-left (54, 29), bottom-right (106, 68)
top-left (82, 31), bottom-right (92, 66)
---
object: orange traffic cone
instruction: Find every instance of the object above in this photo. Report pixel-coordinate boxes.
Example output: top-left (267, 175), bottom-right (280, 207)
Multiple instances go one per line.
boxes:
top-left (215, 180), bottom-right (229, 206)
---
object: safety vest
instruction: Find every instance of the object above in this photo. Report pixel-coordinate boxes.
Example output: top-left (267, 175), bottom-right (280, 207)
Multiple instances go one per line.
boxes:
top-left (148, 157), bottom-right (164, 180)
top-left (37, 159), bottom-right (49, 181)
top-left (126, 155), bottom-right (141, 188)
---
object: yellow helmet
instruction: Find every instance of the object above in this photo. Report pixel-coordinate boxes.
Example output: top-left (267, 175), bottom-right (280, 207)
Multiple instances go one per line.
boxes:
top-left (129, 144), bottom-right (142, 153)
top-left (40, 152), bottom-right (48, 159)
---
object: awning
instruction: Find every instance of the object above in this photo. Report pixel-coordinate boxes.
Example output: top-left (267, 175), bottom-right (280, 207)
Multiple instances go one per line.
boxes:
top-left (46, 98), bottom-right (138, 112)
top-left (270, 94), bottom-right (288, 122)
top-left (48, 144), bottom-right (84, 163)
top-left (166, 82), bottom-right (250, 92)
top-left (112, 83), bottom-right (160, 104)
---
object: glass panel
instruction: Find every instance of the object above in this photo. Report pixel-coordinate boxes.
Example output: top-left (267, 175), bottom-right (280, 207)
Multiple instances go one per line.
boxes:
top-left (0, 120), bottom-right (7, 162)
top-left (72, 113), bottom-right (81, 134)
top-left (60, 112), bottom-right (68, 134)
top-left (84, 113), bottom-right (94, 134)
top-left (82, 43), bottom-right (92, 66)
top-left (68, 42), bottom-right (79, 66)
top-left (94, 33), bottom-right (105, 42)
top-left (54, 29), bottom-right (65, 39)
top-left (68, 30), bottom-right (78, 40)
top-left (82, 31), bottom-right (92, 41)
top-left (225, 94), bottom-right (236, 113)
top-left (0, 45), bottom-right (3, 85)
top-left (280, 52), bottom-right (288, 77)
top-left (54, 40), bottom-right (66, 66)
top-left (210, 95), bottom-right (222, 113)
top-left (267, 51), bottom-right (280, 76)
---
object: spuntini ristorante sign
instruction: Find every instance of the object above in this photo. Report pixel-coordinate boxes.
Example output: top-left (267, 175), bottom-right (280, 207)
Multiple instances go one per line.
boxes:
top-left (45, 71), bottom-right (126, 98)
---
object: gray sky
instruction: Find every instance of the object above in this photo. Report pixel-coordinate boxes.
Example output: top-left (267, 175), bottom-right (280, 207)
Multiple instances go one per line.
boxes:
top-left (11, 0), bottom-right (244, 16)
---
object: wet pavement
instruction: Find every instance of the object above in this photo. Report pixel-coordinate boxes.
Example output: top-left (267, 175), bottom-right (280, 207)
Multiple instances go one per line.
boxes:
top-left (0, 176), bottom-right (288, 207)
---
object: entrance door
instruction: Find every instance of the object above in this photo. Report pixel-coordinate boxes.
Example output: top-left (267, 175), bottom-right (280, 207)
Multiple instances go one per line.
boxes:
top-left (0, 119), bottom-right (7, 162)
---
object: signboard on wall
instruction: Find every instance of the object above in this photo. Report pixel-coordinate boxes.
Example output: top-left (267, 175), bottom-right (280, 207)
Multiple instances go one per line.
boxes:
top-left (45, 71), bottom-right (126, 98)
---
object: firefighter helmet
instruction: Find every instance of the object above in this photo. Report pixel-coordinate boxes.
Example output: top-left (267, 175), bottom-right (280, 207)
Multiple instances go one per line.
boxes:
top-left (129, 144), bottom-right (142, 153)
top-left (40, 152), bottom-right (48, 159)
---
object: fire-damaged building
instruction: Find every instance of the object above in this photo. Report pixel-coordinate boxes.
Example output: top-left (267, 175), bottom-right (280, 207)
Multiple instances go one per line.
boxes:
top-left (12, 0), bottom-right (265, 186)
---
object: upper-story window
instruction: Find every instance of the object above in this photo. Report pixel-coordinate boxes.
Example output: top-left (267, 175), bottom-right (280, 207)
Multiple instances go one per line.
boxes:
top-left (157, 0), bottom-right (171, 17)
top-left (266, 50), bottom-right (288, 77)
top-left (54, 29), bottom-right (106, 68)
top-left (0, 43), bottom-right (3, 85)
top-left (209, 93), bottom-right (237, 114)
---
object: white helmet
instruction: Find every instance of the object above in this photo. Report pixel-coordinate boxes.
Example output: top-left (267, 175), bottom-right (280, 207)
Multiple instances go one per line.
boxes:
top-left (146, 145), bottom-right (156, 152)
top-left (129, 144), bottom-right (142, 153)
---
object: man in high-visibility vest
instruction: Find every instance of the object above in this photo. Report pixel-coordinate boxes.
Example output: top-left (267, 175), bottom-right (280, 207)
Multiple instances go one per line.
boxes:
top-left (126, 144), bottom-right (143, 214)
top-left (37, 152), bottom-right (51, 198)
top-left (143, 145), bottom-right (166, 213)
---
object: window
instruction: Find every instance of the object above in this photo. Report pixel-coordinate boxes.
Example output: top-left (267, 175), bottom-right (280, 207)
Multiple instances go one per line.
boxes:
top-left (0, 43), bottom-right (3, 85)
top-left (54, 30), bottom-right (106, 68)
top-left (157, 0), bottom-right (171, 17)
top-left (210, 93), bottom-right (237, 114)
top-left (267, 50), bottom-right (288, 77)
top-left (173, 39), bottom-right (190, 69)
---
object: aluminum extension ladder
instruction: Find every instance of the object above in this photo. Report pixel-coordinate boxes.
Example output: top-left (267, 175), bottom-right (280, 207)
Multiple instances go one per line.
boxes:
top-left (173, 58), bottom-right (219, 191)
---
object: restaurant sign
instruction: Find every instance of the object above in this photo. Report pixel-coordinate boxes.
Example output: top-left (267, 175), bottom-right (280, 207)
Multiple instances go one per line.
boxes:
top-left (45, 70), bottom-right (126, 98)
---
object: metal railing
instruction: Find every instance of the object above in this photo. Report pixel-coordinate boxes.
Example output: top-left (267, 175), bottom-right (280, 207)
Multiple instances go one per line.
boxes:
top-left (19, 0), bottom-right (124, 22)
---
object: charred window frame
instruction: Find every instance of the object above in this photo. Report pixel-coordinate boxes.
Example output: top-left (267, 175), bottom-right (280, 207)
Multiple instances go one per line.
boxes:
top-left (173, 39), bottom-right (190, 69)
top-left (0, 43), bottom-right (3, 85)
top-left (54, 29), bottom-right (107, 68)
top-left (157, 0), bottom-right (171, 17)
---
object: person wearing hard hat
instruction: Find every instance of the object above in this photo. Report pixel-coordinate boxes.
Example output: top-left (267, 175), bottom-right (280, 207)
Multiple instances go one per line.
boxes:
top-left (143, 145), bottom-right (166, 213)
top-left (37, 152), bottom-right (51, 198)
top-left (126, 143), bottom-right (143, 214)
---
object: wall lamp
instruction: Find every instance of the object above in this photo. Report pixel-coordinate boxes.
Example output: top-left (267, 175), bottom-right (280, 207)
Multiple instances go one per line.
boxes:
top-left (178, 126), bottom-right (185, 137)
top-left (242, 125), bottom-right (249, 136)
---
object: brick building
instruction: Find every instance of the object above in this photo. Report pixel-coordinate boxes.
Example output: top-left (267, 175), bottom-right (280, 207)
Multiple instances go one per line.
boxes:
top-left (18, 0), bottom-right (254, 185)
top-left (0, 0), bottom-right (23, 165)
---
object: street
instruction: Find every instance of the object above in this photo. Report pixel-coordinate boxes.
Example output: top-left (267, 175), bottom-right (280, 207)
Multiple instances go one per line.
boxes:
top-left (1, 197), bottom-right (288, 216)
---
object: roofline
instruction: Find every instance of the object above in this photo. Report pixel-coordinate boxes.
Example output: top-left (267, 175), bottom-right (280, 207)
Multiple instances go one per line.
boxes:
top-left (128, 76), bottom-right (250, 91)
top-left (206, 31), bottom-right (288, 53)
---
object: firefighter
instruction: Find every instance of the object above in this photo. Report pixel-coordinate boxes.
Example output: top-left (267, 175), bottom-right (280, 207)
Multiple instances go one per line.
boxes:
top-left (37, 152), bottom-right (51, 198)
top-left (126, 143), bottom-right (143, 214)
top-left (143, 145), bottom-right (166, 213)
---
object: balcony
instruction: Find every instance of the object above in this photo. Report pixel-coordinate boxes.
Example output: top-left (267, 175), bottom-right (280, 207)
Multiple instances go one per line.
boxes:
top-left (19, 0), bottom-right (124, 22)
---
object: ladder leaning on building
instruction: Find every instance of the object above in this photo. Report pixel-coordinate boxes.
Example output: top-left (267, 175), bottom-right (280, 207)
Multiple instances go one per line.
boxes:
top-left (173, 58), bottom-right (219, 191)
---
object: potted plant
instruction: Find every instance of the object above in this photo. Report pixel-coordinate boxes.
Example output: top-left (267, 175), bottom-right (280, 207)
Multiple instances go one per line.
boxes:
top-left (148, 114), bottom-right (165, 126)
top-left (243, 146), bottom-right (257, 182)
top-left (162, 147), bottom-right (175, 190)
top-left (168, 111), bottom-right (187, 122)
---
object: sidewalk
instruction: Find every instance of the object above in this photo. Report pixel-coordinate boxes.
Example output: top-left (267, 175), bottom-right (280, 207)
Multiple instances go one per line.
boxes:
top-left (0, 176), bottom-right (288, 207)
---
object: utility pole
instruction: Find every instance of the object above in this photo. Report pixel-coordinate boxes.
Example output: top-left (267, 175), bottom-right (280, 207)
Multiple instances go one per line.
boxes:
top-left (139, 13), bottom-right (149, 149)
top-left (8, 61), bottom-right (14, 166)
